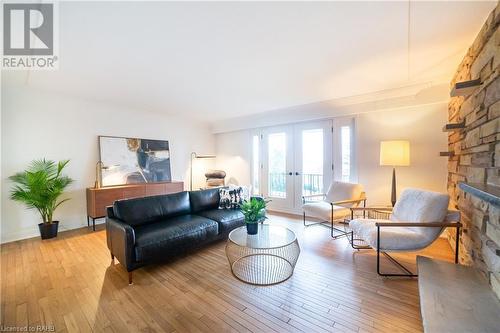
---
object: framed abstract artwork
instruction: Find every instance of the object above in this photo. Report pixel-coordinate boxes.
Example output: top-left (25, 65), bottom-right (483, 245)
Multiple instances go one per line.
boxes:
top-left (98, 136), bottom-right (172, 186)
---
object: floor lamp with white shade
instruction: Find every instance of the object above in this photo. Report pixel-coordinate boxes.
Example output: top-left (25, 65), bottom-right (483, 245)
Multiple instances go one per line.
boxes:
top-left (379, 141), bottom-right (410, 206)
top-left (190, 152), bottom-right (216, 191)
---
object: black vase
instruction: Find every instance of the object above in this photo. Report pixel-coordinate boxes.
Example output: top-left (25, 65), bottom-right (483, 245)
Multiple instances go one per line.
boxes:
top-left (38, 221), bottom-right (59, 240)
top-left (246, 222), bottom-right (258, 235)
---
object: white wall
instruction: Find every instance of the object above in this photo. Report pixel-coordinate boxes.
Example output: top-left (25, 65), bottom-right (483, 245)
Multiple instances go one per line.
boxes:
top-left (1, 87), bottom-right (214, 243)
top-left (214, 102), bottom-right (448, 210)
top-left (357, 103), bottom-right (448, 205)
top-left (215, 130), bottom-right (252, 186)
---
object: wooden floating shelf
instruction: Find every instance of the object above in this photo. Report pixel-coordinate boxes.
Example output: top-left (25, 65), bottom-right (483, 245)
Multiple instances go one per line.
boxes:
top-left (439, 151), bottom-right (454, 157)
top-left (443, 121), bottom-right (466, 132)
top-left (450, 78), bottom-right (482, 97)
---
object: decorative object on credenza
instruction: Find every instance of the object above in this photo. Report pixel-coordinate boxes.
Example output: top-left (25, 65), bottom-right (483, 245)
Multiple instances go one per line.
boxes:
top-left (94, 161), bottom-right (120, 189)
top-left (380, 140), bottom-right (410, 207)
top-left (9, 159), bottom-right (74, 240)
top-left (239, 197), bottom-right (268, 235)
top-left (205, 170), bottom-right (226, 188)
top-left (98, 136), bottom-right (171, 187)
top-left (190, 152), bottom-right (216, 190)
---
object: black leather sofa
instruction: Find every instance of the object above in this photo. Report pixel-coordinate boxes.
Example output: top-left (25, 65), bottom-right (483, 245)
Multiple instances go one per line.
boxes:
top-left (106, 188), bottom-right (244, 284)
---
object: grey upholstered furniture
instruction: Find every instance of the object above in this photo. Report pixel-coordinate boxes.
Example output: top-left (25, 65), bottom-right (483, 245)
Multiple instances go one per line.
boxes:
top-left (302, 181), bottom-right (366, 239)
top-left (348, 188), bottom-right (461, 277)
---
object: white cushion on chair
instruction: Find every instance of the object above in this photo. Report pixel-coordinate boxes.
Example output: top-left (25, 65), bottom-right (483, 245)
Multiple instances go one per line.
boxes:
top-left (349, 218), bottom-right (432, 251)
top-left (391, 188), bottom-right (450, 242)
top-left (325, 182), bottom-right (363, 206)
top-left (303, 202), bottom-right (350, 221)
top-left (349, 189), bottom-right (451, 252)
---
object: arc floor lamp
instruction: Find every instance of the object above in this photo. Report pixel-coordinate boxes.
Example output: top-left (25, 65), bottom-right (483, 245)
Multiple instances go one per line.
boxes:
top-left (380, 140), bottom-right (410, 206)
top-left (190, 152), bottom-right (216, 190)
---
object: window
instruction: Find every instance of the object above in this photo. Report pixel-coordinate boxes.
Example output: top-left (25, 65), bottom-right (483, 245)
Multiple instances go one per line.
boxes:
top-left (268, 132), bottom-right (287, 198)
top-left (340, 125), bottom-right (351, 182)
top-left (252, 134), bottom-right (260, 195)
top-left (302, 129), bottom-right (324, 196)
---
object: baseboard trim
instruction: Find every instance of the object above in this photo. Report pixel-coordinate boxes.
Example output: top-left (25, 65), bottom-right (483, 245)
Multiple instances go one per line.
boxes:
top-left (1, 218), bottom-right (105, 244)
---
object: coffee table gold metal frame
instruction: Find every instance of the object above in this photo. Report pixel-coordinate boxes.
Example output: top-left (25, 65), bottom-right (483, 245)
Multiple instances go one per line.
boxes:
top-left (225, 225), bottom-right (300, 286)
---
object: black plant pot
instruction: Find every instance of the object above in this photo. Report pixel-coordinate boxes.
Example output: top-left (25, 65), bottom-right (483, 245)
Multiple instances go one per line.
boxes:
top-left (38, 221), bottom-right (59, 240)
top-left (246, 222), bottom-right (258, 235)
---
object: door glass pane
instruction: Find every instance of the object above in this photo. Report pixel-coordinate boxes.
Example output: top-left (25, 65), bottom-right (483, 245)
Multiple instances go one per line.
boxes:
top-left (268, 132), bottom-right (286, 198)
top-left (302, 129), bottom-right (324, 197)
top-left (252, 135), bottom-right (260, 195)
top-left (341, 126), bottom-right (351, 182)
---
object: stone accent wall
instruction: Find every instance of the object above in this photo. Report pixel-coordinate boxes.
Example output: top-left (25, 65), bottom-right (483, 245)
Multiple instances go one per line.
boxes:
top-left (447, 4), bottom-right (500, 298)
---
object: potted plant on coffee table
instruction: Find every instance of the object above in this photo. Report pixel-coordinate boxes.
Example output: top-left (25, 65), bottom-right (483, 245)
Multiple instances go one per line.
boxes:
top-left (239, 197), bottom-right (268, 235)
top-left (9, 159), bottom-right (73, 240)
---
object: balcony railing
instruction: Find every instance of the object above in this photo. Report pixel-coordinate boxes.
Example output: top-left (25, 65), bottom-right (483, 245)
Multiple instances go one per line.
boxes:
top-left (268, 173), bottom-right (323, 198)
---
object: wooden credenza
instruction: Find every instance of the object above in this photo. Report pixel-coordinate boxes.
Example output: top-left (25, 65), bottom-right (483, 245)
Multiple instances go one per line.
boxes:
top-left (86, 181), bottom-right (184, 230)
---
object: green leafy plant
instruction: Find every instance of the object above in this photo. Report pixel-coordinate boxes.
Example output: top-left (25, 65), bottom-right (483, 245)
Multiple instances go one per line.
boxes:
top-left (239, 197), bottom-right (268, 224)
top-left (9, 159), bottom-right (74, 224)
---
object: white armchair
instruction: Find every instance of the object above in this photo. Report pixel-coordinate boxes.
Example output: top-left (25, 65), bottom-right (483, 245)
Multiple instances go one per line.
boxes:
top-left (348, 188), bottom-right (461, 277)
top-left (302, 181), bottom-right (366, 239)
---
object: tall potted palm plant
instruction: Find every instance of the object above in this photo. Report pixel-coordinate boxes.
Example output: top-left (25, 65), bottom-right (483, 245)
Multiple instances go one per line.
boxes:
top-left (9, 159), bottom-right (73, 239)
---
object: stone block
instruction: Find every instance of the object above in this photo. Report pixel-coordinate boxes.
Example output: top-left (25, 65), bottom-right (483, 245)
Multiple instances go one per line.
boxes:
top-left (496, 143), bottom-right (500, 167)
top-left (466, 166), bottom-right (486, 183)
top-left (449, 131), bottom-right (461, 144)
top-left (471, 209), bottom-right (487, 232)
top-left (459, 98), bottom-right (474, 119)
top-left (465, 106), bottom-right (487, 127)
top-left (482, 133), bottom-right (498, 144)
top-left (471, 151), bottom-right (494, 167)
top-left (484, 76), bottom-right (500, 108)
top-left (486, 168), bottom-right (500, 186)
top-left (480, 58), bottom-right (494, 82)
top-left (471, 32), bottom-right (497, 78)
top-left (486, 222), bottom-right (500, 248)
top-left (461, 154), bottom-right (472, 166)
top-left (471, 195), bottom-right (489, 212)
top-left (480, 117), bottom-right (500, 137)
top-left (464, 127), bottom-right (481, 147)
top-left (491, 205), bottom-right (500, 227)
top-left (489, 100), bottom-right (500, 119)
top-left (473, 89), bottom-right (486, 108)
top-left (491, 272), bottom-right (500, 301)
top-left (466, 144), bottom-right (492, 154)
top-left (448, 160), bottom-right (458, 173)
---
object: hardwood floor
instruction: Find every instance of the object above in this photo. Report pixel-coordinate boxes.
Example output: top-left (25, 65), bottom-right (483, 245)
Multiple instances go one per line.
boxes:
top-left (1, 213), bottom-right (455, 332)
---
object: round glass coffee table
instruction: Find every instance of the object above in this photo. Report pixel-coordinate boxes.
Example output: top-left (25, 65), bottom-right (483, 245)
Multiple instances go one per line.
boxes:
top-left (225, 224), bottom-right (300, 285)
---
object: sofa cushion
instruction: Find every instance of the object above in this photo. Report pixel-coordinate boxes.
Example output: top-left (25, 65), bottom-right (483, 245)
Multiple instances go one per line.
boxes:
top-left (113, 191), bottom-right (191, 227)
top-left (349, 218), bottom-right (432, 251)
top-left (391, 188), bottom-right (449, 242)
top-left (391, 188), bottom-right (449, 223)
top-left (189, 188), bottom-right (220, 213)
top-left (134, 215), bottom-right (218, 261)
top-left (196, 209), bottom-right (244, 234)
top-left (303, 202), bottom-right (350, 221)
top-left (325, 182), bottom-right (363, 207)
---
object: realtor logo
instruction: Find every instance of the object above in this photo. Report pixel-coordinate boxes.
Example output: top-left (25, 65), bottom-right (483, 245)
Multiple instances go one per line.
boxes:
top-left (2, 2), bottom-right (59, 70)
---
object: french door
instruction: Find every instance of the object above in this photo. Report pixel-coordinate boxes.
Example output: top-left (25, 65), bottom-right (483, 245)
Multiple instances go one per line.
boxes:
top-left (254, 117), bottom-right (355, 213)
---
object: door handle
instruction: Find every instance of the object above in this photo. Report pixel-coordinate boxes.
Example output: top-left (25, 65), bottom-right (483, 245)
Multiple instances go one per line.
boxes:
top-left (288, 172), bottom-right (293, 176)
top-left (295, 172), bottom-right (300, 176)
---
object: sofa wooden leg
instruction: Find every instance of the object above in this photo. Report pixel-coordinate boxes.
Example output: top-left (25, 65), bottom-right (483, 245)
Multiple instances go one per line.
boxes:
top-left (128, 272), bottom-right (133, 285)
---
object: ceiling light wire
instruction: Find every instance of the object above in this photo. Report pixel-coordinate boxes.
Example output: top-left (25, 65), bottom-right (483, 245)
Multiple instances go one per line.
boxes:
top-left (407, 0), bottom-right (411, 81)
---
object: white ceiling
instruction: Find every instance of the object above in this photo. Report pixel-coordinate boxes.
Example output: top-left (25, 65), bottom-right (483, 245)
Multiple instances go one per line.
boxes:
top-left (2, 1), bottom-right (497, 124)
